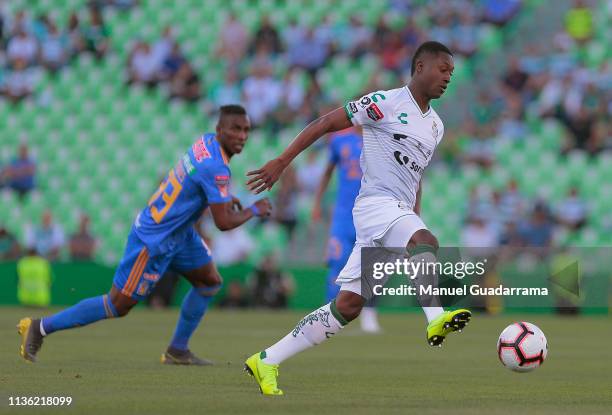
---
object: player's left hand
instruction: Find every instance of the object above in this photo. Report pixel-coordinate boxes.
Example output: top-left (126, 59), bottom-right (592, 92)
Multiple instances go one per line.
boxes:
top-left (246, 158), bottom-right (287, 194)
top-left (231, 195), bottom-right (243, 211)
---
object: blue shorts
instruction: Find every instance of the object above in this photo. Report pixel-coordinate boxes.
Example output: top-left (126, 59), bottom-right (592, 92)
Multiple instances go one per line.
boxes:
top-left (326, 222), bottom-right (356, 280)
top-left (113, 228), bottom-right (212, 300)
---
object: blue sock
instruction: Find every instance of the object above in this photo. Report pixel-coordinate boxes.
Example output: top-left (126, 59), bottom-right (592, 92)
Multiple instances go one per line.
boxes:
top-left (41, 294), bottom-right (118, 335)
top-left (169, 287), bottom-right (215, 351)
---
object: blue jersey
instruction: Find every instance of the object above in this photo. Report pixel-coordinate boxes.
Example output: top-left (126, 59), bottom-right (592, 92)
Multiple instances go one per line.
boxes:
top-left (134, 133), bottom-right (231, 254)
top-left (328, 128), bottom-right (362, 230)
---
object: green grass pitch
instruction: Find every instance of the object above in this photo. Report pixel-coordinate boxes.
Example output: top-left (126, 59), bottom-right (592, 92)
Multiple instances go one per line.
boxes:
top-left (1, 307), bottom-right (611, 414)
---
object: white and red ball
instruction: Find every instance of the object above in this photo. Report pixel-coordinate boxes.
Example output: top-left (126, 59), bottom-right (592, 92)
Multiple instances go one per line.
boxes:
top-left (497, 322), bottom-right (548, 372)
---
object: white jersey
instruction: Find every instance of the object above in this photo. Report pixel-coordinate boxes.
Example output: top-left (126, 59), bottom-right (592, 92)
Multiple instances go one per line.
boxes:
top-left (344, 86), bottom-right (445, 209)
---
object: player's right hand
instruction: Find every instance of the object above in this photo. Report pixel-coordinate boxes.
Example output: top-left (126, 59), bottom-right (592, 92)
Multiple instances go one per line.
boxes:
top-left (311, 203), bottom-right (323, 222)
top-left (252, 198), bottom-right (272, 217)
top-left (246, 158), bottom-right (287, 194)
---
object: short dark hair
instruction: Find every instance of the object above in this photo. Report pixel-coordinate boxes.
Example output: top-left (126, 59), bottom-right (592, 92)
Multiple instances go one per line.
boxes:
top-left (219, 104), bottom-right (247, 117)
top-left (410, 41), bottom-right (453, 75)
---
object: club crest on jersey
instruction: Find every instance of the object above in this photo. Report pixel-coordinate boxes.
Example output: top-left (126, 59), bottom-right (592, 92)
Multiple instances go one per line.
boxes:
top-left (432, 121), bottom-right (439, 140)
top-left (366, 103), bottom-right (384, 121)
top-left (215, 175), bottom-right (230, 197)
top-left (193, 138), bottom-right (211, 162)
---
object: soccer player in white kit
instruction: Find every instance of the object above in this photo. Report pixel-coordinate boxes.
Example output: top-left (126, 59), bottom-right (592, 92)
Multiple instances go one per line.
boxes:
top-left (245, 41), bottom-right (471, 395)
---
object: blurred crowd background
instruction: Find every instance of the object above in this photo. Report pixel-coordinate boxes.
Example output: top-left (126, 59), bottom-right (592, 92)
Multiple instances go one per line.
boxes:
top-left (0, 0), bottom-right (610, 307)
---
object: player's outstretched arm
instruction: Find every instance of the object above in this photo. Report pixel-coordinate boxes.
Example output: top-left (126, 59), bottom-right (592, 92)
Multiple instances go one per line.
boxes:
top-left (209, 198), bottom-right (271, 231)
top-left (414, 179), bottom-right (422, 215)
top-left (247, 107), bottom-right (351, 194)
top-left (311, 162), bottom-right (336, 222)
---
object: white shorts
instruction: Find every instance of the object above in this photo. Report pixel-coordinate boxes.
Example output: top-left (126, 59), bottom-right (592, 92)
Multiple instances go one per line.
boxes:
top-left (336, 196), bottom-right (427, 294)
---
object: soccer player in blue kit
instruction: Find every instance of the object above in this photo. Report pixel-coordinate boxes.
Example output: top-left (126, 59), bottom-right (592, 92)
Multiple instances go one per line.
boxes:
top-left (17, 105), bottom-right (272, 365)
top-left (311, 126), bottom-right (381, 332)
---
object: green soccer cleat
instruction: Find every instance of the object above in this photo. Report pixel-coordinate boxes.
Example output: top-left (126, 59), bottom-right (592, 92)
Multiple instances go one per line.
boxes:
top-left (426, 309), bottom-right (471, 347)
top-left (161, 347), bottom-right (213, 366)
top-left (244, 352), bottom-right (283, 396)
top-left (17, 317), bottom-right (44, 363)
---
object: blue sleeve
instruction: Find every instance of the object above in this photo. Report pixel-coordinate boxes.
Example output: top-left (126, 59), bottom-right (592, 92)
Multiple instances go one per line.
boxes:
top-left (194, 161), bottom-right (232, 204)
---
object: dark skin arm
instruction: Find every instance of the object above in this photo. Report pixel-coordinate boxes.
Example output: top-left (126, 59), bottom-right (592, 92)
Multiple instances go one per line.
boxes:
top-left (209, 198), bottom-right (271, 231)
top-left (311, 162), bottom-right (336, 222)
top-left (247, 107), bottom-right (352, 193)
top-left (414, 179), bottom-right (422, 216)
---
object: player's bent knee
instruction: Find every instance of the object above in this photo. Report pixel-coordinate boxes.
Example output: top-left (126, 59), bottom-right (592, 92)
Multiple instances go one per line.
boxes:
top-left (335, 291), bottom-right (365, 322)
top-left (408, 229), bottom-right (439, 251)
top-left (196, 283), bottom-right (222, 297)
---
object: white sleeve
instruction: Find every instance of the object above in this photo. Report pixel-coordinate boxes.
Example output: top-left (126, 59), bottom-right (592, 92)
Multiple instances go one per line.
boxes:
top-left (343, 90), bottom-right (392, 127)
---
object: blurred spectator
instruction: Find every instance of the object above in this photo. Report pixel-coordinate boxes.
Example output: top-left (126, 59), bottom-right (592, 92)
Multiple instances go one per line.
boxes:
top-left (127, 41), bottom-right (159, 88)
top-left (497, 94), bottom-right (527, 141)
top-left (210, 227), bottom-right (254, 266)
top-left (242, 63), bottom-right (281, 126)
top-left (499, 221), bottom-right (523, 247)
top-left (0, 224), bottom-right (21, 260)
top-left (67, 12), bottom-right (85, 56)
top-left (248, 254), bottom-right (294, 308)
top-left (482, 0), bottom-right (522, 26)
top-left (373, 16), bottom-right (392, 54)
top-left (555, 187), bottom-right (588, 230)
top-left (314, 16), bottom-right (336, 52)
top-left (219, 281), bottom-right (249, 309)
top-left (565, 0), bottom-right (593, 45)
top-left (40, 20), bottom-right (68, 73)
top-left (251, 16), bottom-right (282, 54)
top-left (502, 56), bottom-right (530, 94)
top-left (297, 150), bottom-right (325, 196)
top-left (453, 12), bottom-right (478, 57)
top-left (82, 5), bottom-right (109, 59)
top-left (169, 62), bottom-right (201, 102)
top-left (500, 179), bottom-right (526, 220)
top-left (151, 26), bottom-right (175, 69)
top-left (288, 28), bottom-right (328, 77)
top-left (345, 15), bottom-right (372, 58)
top-left (17, 248), bottom-right (52, 308)
top-left (462, 129), bottom-right (495, 169)
top-left (69, 214), bottom-right (97, 260)
top-left (216, 12), bottom-right (248, 62)
top-left (208, 69), bottom-right (241, 108)
top-left (282, 18), bottom-right (306, 54)
top-left (24, 210), bottom-right (65, 261)
top-left (159, 42), bottom-right (185, 81)
top-left (1, 58), bottom-right (34, 105)
top-left (518, 202), bottom-right (554, 248)
top-left (380, 32), bottom-right (409, 75)
top-left (8, 9), bottom-right (32, 36)
top-left (6, 143), bottom-right (36, 198)
top-left (275, 165), bottom-right (299, 239)
top-left (461, 215), bottom-right (499, 257)
top-left (7, 28), bottom-right (38, 65)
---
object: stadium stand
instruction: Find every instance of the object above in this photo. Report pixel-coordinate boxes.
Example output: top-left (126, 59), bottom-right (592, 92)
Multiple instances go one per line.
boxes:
top-left (0, 0), bottom-right (610, 266)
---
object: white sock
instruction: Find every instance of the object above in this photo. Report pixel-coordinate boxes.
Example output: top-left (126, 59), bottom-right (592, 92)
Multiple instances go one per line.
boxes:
top-left (360, 306), bottom-right (381, 332)
top-left (423, 307), bottom-right (444, 323)
top-left (39, 320), bottom-right (47, 336)
top-left (408, 248), bottom-right (445, 323)
top-left (262, 301), bottom-right (347, 365)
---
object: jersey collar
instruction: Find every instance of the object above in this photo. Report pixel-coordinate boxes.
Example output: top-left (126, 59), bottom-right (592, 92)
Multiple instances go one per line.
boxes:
top-left (214, 136), bottom-right (230, 165)
top-left (405, 86), bottom-right (431, 118)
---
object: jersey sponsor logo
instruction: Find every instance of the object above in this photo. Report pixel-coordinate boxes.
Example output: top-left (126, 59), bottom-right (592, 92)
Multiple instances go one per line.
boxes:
top-left (360, 96), bottom-right (371, 106)
top-left (366, 103), bottom-right (384, 121)
top-left (215, 175), bottom-right (230, 198)
top-left (393, 150), bottom-right (425, 175)
top-left (193, 138), bottom-right (211, 162)
top-left (182, 154), bottom-right (195, 175)
top-left (432, 120), bottom-right (439, 139)
top-left (398, 112), bottom-right (408, 124)
top-left (143, 272), bottom-right (160, 282)
top-left (349, 102), bottom-right (358, 113)
top-left (393, 133), bottom-right (408, 141)
top-left (175, 160), bottom-right (187, 182)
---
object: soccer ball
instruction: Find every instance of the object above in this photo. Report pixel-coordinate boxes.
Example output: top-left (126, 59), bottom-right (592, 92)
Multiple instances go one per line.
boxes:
top-left (497, 322), bottom-right (548, 372)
